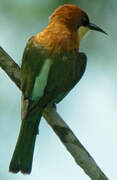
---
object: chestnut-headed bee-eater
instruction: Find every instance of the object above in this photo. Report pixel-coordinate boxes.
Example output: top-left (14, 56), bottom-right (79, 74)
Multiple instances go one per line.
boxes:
top-left (9, 4), bottom-right (107, 174)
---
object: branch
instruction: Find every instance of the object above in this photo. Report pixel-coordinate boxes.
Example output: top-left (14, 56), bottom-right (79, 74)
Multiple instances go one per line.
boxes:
top-left (0, 46), bottom-right (109, 180)
top-left (0, 47), bottom-right (20, 89)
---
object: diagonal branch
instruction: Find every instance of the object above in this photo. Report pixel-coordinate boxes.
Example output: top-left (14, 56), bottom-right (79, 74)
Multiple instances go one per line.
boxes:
top-left (0, 47), bottom-right (20, 89)
top-left (0, 46), bottom-right (109, 180)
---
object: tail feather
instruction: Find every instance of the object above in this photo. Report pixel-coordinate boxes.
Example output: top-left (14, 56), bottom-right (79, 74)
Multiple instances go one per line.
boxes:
top-left (9, 113), bottom-right (41, 174)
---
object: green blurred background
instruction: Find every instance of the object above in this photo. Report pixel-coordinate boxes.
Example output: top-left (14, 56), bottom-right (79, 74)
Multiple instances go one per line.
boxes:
top-left (0, 0), bottom-right (117, 179)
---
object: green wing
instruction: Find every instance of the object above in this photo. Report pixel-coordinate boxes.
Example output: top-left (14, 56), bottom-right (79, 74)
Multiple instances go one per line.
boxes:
top-left (39, 52), bottom-right (87, 105)
top-left (20, 37), bottom-right (49, 101)
top-left (21, 37), bottom-right (87, 108)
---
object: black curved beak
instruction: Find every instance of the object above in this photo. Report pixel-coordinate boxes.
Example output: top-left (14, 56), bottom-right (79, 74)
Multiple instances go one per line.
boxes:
top-left (88, 22), bottom-right (108, 35)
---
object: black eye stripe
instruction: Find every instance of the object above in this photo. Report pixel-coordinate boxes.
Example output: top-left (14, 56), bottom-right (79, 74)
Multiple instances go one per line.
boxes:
top-left (82, 16), bottom-right (89, 26)
top-left (83, 19), bottom-right (89, 26)
top-left (77, 15), bottom-right (89, 28)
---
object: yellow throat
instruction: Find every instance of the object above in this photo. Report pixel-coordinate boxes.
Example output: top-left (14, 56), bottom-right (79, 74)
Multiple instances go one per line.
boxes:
top-left (77, 26), bottom-right (89, 45)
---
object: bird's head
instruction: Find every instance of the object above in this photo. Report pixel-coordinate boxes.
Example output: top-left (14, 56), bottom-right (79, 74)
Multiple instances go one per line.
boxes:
top-left (50, 4), bottom-right (107, 45)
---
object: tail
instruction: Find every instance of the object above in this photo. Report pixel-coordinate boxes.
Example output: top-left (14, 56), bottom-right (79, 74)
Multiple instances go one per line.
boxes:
top-left (9, 98), bottom-right (42, 174)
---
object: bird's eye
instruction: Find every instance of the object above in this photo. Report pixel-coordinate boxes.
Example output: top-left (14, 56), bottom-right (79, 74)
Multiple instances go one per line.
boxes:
top-left (82, 17), bottom-right (89, 26)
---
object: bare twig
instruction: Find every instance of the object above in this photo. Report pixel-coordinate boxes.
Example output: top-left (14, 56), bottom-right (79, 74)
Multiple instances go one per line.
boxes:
top-left (0, 47), bottom-right (20, 88)
top-left (0, 46), bottom-right (109, 180)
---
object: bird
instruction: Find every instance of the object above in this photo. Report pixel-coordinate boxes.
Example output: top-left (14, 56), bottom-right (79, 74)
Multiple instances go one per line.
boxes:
top-left (9, 4), bottom-right (107, 174)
